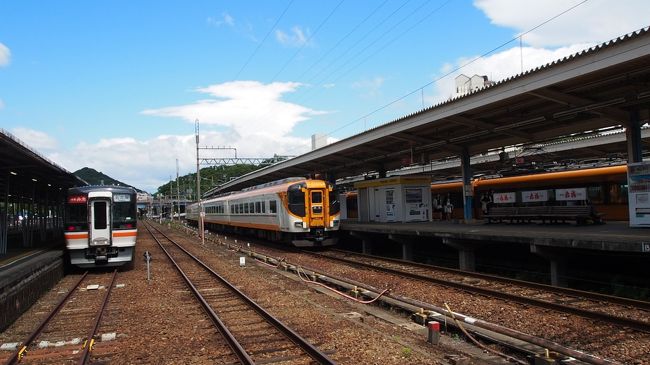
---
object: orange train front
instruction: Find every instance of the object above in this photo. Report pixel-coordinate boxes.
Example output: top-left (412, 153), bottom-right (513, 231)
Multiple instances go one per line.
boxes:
top-left (186, 178), bottom-right (340, 247)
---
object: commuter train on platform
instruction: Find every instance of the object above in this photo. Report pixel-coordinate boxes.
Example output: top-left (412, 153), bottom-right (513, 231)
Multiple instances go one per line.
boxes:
top-left (64, 186), bottom-right (137, 268)
top-left (344, 164), bottom-right (631, 221)
top-left (186, 177), bottom-right (340, 247)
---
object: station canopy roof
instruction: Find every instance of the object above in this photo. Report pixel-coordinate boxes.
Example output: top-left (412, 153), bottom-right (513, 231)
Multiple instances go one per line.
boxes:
top-left (210, 28), bottom-right (650, 195)
top-left (0, 129), bottom-right (86, 199)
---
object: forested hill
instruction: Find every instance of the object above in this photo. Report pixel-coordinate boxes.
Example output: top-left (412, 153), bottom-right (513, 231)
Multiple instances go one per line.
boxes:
top-left (74, 167), bottom-right (142, 191)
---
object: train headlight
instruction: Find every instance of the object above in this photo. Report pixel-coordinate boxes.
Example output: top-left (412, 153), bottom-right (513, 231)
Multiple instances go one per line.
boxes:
top-left (294, 222), bottom-right (303, 228)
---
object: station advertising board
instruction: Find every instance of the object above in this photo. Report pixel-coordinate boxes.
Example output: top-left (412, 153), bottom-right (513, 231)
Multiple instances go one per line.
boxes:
top-left (627, 161), bottom-right (650, 227)
top-left (555, 188), bottom-right (587, 201)
top-left (521, 190), bottom-right (549, 203)
top-left (493, 192), bottom-right (516, 204)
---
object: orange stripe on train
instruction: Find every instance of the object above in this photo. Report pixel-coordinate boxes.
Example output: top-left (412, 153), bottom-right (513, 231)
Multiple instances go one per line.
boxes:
top-left (113, 231), bottom-right (137, 237)
top-left (64, 233), bottom-right (89, 239)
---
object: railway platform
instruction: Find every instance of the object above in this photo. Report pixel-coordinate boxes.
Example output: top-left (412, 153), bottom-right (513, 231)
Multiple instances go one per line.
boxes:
top-left (0, 249), bottom-right (65, 331)
top-left (341, 220), bottom-right (650, 287)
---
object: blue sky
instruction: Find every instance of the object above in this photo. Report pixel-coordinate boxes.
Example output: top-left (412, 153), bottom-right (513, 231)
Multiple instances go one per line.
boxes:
top-left (1, 0), bottom-right (648, 192)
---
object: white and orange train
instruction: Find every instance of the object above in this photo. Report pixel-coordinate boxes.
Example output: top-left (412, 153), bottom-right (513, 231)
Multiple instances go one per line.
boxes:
top-left (64, 186), bottom-right (137, 268)
top-left (186, 177), bottom-right (340, 247)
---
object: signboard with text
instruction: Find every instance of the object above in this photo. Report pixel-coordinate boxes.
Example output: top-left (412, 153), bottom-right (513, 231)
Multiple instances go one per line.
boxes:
top-left (493, 192), bottom-right (516, 204)
top-left (555, 188), bottom-right (587, 201)
top-left (628, 162), bottom-right (650, 227)
top-left (521, 190), bottom-right (549, 203)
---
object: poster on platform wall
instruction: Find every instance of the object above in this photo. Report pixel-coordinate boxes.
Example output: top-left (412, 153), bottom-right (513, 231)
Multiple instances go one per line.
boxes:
top-left (493, 192), bottom-right (516, 204)
top-left (521, 190), bottom-right (549, 203)
top-left (555, 188), bottom-right (587, 201)
top-left (628, 161), bottom-right (650, 228)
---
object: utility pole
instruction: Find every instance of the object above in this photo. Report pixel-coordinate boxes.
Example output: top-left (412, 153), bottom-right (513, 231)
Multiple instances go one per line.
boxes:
top-left (176, 158), bottom-right (180, 221)
top-left (195, 119), bottom-right (201, 202)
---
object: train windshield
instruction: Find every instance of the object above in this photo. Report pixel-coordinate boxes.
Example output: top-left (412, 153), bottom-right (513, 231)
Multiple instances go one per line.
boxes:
top-left (329, 190), bottom-right (340, 215)
top-left (66, 204), bottom-right (88, 230)
top-left (287, 183), bottom-right (306, 216)
top-left (113, 195), bottom-right (136, 228)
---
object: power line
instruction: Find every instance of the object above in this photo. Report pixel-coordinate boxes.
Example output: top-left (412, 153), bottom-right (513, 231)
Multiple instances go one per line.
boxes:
top-left (271, 0), bottom-right (346, 82)
top-left (234, 0), bottom-right (295, 80)
top-left (324, 0), bottom-right (590, 137)
top-left (296, 0), bottom-right (434, 104)
top-left (294, 0), bottom-right (390, 81)
top-left (299, 0), bottom-right (411, 90)
top-left (326, 0), bottom-right (453, 90)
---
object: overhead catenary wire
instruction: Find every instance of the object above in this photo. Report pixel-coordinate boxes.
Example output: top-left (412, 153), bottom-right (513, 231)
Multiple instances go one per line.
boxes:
top-left (300, 0), bottom-right (443, 103)
top-left (297, 0), bottom-right (414, 93)
top-left (271, 0), bottom-right (346, 82)
top-left (322, 0), bottom-right (590, 138)
top-left (234, 0), bottom-right (295, 80)
top-left (294, 0), bottom-right (391, 82)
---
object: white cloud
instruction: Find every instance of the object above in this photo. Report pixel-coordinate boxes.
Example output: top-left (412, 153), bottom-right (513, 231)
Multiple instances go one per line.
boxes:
top-left (474, 0), bottom-right (649, 47)
top-left (275, 26), bottom-right (310, 47)
top-left (207, 12), bottom-right (235, 27)
top-left (426, 1), bottom-right (649, 106)
top-left (430, 44), bottom-right (589, 103)
top-left (322, 83), bottom-right (336, 89)
top-left (142, 80), bottom-right (325, 139)
top-left (11, 127), bottom-right (58, 151)
top-left (9, 81), bottom-right (325, 193)
top-left (0, 42), bottom-right (9, 66)
top-left (48, 131), bottom-right (312, 193)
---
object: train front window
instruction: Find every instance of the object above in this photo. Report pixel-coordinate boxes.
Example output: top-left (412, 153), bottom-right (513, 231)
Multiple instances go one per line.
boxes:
top-left (311, 192), bottom-right (322, 203)
top-left (329, 191), bottom-right (340, 215)
top-left (94, 202), bottom-right (108, 230)
top-left (113, 201), bottom-right (136, 229)
top-left (288, 184), bottom-right (306, 216)
top-left (66, 204), bottom-right (88, 231)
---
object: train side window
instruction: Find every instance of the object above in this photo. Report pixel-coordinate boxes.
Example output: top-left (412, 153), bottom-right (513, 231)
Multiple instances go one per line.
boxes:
top-left (269, 200), bottom-right (277, 214)
top-left (261, 201), bottom-right (266, 213)
top-left (244, 203), bottom-right (249, 214)
top-left (255, 201), bottom-right (261, 213)
top-left (249, 202), bottom-right (254, 213)
top-left (609, 184), bottom-right (628, 204)
top-left (587, 186), bottom-right (604, 204)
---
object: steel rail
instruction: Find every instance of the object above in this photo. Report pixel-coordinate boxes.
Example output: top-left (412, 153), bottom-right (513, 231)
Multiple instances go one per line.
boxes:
top-left (78, 269), bottom-right (118, 365)
top-left (332, 249), bottom-right (650, 310)
top-left (3, 272), bottom-right (89, 365)
top-left (235, 245), bottom-right (622, 365)
top-left (306, 250), bottom-right (650, 333)
top-left (147, 222), bottom-right (336, 365)
top-left (145, 223), bottom-right (255, 365)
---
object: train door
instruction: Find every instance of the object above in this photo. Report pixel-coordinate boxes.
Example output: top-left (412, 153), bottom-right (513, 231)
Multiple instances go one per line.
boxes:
top-left (309, 190), bottom-right (325, 227)
top-left (90, 199), bottom-right (111, 246)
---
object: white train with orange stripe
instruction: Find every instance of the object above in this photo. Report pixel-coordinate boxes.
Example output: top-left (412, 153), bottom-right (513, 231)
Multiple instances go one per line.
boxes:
top-left (186, 178), bottom-right (340, 247)
top-left (65, 186), bottom-right (137, 268)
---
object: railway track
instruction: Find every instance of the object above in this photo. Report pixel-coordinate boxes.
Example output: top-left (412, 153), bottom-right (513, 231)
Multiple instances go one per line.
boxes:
top-left (144, 222), bottom-right (336, 365)
top-left (306, 249), bottom-right (650, 333)
top-left (2, 270), bottom-right (117, 365)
